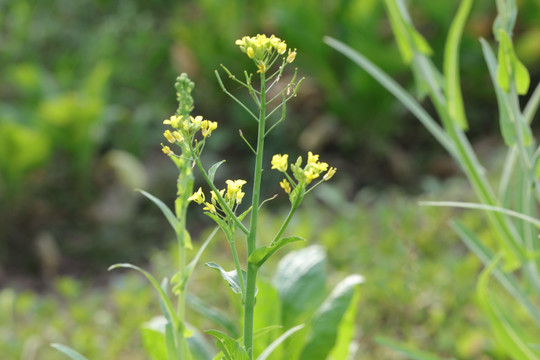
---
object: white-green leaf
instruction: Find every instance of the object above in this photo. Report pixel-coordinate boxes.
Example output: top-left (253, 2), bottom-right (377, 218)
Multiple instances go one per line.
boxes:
top-left (206, 262), bottom-right (253, 296)
top-left (50, 343), bottom-right (88, 360)
top-left (141, 316), bottom-right (168, 360)
top-left (273, 246), bottom-right (327, 328)
top-left (299, 275), bottom-right (364, 360)
top-left (208, 160), bottom-right (226, 183)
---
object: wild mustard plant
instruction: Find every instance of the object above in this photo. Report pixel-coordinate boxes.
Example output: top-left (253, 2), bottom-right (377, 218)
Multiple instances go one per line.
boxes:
top-left (52, 34), bottom-right (364, 360)
top-left (326, 0), bottom-right (540, 357)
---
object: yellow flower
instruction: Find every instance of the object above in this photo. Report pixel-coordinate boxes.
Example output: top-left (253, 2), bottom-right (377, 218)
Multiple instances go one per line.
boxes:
top-left (201, 120), bottom-right (218, 137)
top-left (203, 202), bottom-right (217, 214)
top-left (287, 48), bottom-right (297, 63)
top-left (257, 62), bottom-right (267, 74)
top-left (173, 131), bottom-right (183, 142)
top-left (280, 179), bottom-right (291, 194)
top-left (226, 179), bottom-right (247, 204)
top-left (271, 154), bottom-right (288, 172)
top-left (190, 115), bottom-right (203, 130)
top-left (188, 187), bottom-right (205, 204)
top-left (161, 145), bottom-right (174, 156)
top-left (247, 47), bottom-right (255, 59)
top-left (323, 167), bottom-right (337, 181)
top-left (163, 115), bottom-right (181, 128)
top-left (304, 169), bottom-right (319, 184)
top-left (164, 130), bottom-right (176, 143)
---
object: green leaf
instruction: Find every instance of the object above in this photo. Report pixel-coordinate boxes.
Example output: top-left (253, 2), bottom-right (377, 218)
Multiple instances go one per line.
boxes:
top-left (497, 30), bottom-right (512, 93)
top-left (253, 280), bottom-right (282, 358)
top-left (480, 38), bottom-right (516, 145)
top-left (376, 337), bottom-right (444, 360)
top-left (477, 257), bottom-right (540, 359)
top-left (208, 160), bottom-right (226, 183)
top-left (383, 0), bottom-right (413, 64)
top-left (137, 189), bottom-right (181, 235)
top-left (299, 275), bottom-right (364, 360)
top-left (328, 276), bottom-right (363, 360)
top-left (186, 324), bottom-right (216, 360)
top-left (187, 294), bottom-right (239, 338)
top-left (513, 56), bottom-right (530, 95)
top-left (497, 30), bottom-right (531, 95)
top-left (108, 263), bottom-right (178, 329)
top-left (205, 329), bottom-right (249, 360)
top-left (206, 262), bottom-right (254, 296)
top-left (273, 246), bottom-right (327, 328)
top-left (50, 343), bottom-right (88, 360)
top-left (257, 324), bottom-right (305, 360)
top-left (248, 236), bottom-right (304, 268)
top-left (141, 316), bottom-right (169, 360)
top-left (443, 0), bottom-right (473, 130)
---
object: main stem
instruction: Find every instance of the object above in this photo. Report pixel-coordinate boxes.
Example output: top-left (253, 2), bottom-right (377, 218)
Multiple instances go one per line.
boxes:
top-left (244, 72), bottom-right (266, 359)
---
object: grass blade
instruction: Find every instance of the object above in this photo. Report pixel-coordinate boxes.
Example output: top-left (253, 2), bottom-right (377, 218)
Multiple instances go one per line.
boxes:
top-left (323, 36), bottom-right (455, 156)
top-left (50, 343), bottom-right (88, 360)
top-left (376, 337), bottom-right (445, 360)
top-left (477, 257), bottom-right (540, 359)
top-left (256, 324), bottom-right (305, 360)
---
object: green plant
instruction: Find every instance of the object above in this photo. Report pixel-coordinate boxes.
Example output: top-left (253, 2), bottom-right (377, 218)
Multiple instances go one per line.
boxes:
top-left (326, 0), bottom-right (540, 358)
top-left (52, 34), bottom-right (362, 360)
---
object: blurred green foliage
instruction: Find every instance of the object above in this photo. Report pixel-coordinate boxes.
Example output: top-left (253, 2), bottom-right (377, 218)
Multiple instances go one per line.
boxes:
top-left (0, 185), bottom-right (518, 359)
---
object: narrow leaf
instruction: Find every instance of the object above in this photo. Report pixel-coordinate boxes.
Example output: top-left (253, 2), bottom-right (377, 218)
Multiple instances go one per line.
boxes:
top-left (477, 257), bottom-right (540, 359)
top-left (299, 275), bottom-right (364, 360)
top-left (451, 220), bottom-right (540, 328)
top-left (137, 189), bottom-right (181, 234)
top-left (205, 329), bottom-right (249, 360)
top-left (187, 294), bottom-right (239, 338)
top-left (444, 0), bottom-right (473, 130)
top-left (248, 236), bottom-right (304, 268)
top-left (186, 227), bottom-right (219, 279)
top-left (257, 324), bottom-right (305, 360)
top-left (108, 263), bottom-right (178, 328)
top-left (50, 344), bottom-right (88, 360)
top-left (376, 337), bottom-right (444, 360)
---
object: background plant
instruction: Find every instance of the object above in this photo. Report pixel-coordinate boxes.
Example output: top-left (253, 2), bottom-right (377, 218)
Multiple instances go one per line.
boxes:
top-left (326, 0), bottom-right (540, 358)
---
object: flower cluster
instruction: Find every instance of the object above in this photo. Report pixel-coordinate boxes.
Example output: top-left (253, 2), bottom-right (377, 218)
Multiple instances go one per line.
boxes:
top-left (235, 34), bottom-right (297, 73)
top-left (161, 114), bottom-right (218, 157)
top-left (271, 152), bottom-right (336, 198)
top-left (188, 179), bottom-right (247, 216)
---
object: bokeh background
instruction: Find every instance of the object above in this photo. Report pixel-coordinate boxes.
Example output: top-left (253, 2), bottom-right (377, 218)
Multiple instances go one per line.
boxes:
top-left (1, 0), bottom-right (540, 359)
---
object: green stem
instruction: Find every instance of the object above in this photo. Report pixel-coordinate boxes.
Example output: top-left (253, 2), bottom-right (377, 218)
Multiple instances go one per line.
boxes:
top-left (228, 238), bottom-right (246, 300)
top-left (244, 71), bottom-right (267, 359)
top-left (272, 205), bottom-right (299, 244)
